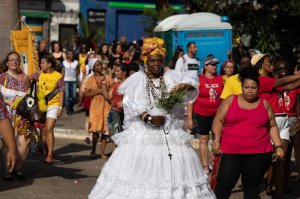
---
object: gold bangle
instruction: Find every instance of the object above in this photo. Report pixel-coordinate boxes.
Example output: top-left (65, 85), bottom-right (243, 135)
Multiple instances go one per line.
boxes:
top-left (140, 111), bottom-right (148, 120)
top-left (141, 113), bottom-right (149, 122)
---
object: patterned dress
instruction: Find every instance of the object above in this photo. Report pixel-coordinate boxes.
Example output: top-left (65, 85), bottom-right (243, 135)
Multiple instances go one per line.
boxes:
top-left (0, 72), bottom-right (30, 136)
top-left (0, 92), bottom-right (8, 120)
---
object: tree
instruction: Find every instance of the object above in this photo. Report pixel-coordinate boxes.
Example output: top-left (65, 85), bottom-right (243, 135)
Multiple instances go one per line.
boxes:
top-left (0, 0), bottom-right (19, 59)
top-left (155, 0), bottom-right (170, 11)
top-left (142, 0), bottom-right (175, 36)
top-left (181, 0), bottom-right (300, 64)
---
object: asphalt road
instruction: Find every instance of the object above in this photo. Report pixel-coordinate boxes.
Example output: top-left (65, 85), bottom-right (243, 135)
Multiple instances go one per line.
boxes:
top-left (0, 138), bottom-right (299, 199)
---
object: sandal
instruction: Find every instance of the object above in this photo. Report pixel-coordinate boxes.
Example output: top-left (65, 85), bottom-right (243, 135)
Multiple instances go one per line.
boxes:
top-left (100, 154), bottom-right (108, 160)
top-left (3, 172), bottom-right (13, 181)
top-left (44, 155), bottom-right (53, 164)
top-left (13, 170), bottom-right (26, 181)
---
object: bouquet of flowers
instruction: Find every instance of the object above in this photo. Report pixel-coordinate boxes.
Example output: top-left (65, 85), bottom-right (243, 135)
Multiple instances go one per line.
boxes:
top-left (158, 90), bottom-right (185, 113)
top-left (158, 83), bottom-right (193, 113)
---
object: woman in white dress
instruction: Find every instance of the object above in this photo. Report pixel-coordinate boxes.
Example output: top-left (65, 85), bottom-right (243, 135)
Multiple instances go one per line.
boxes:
top-left (89, 37), bottom-right (216, 199)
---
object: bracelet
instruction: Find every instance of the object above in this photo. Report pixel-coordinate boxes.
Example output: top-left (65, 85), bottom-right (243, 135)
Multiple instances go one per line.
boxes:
top-left (274, 145), bottom-right (283, 149)
top-left (140, 112), bottom-right (149, 123)
top-left (58, 106), bottom-right (63, 110)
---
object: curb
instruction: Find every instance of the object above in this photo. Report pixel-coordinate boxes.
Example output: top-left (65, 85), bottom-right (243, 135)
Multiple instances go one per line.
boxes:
top-left (54, 128), bottom-right (88, 140)
top-left (54, 128), bottom-right (201, 149)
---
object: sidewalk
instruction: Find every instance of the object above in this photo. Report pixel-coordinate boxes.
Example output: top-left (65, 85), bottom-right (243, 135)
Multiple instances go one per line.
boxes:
top-left (54, 108), bottom-right (88, 140)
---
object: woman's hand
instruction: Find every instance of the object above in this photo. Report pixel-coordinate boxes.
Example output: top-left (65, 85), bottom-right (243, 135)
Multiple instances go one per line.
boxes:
top-left (212, 140), bottom-right (221, 155)
top-left (275, 146), bottom-right (285, 160)
top-left (151, 115), bottom-right (166, 127)
top-left (117, 101), bottom-right (123, 108)
top-left (170, 83), bottom-right (194, 94)
top-left (6, 148), bottom-right (16, 173)
top-left (185, 118), bottom-right (194, 130)
top-left (57, 109), bottom-right (63, 118)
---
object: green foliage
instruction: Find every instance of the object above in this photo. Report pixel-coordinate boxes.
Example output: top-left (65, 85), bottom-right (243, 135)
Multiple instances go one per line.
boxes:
top-left (79, 12), bottom-right (90, 38)
top-left (158, 90), bottom-right (185, 112)
top-left (92, 26), bottom-right (105, 45)
top-left (142, 7), bottom-right (176, 36)
top-left (79, 12), bottom-right (105, 46)
top-left (182, 0), bottom-right (300, 62)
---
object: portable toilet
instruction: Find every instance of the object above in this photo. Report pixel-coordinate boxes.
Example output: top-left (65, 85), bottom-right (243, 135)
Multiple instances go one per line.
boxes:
top-left (154, 12), bottom-right (232, 73)
top-left (154, 14), bottom-right (189, 63)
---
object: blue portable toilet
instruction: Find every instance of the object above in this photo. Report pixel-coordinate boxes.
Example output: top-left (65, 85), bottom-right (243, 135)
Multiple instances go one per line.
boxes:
top-left (154, 14), bottom-right (189, 63)
top-left (154, 12), bottom-right (232, 73)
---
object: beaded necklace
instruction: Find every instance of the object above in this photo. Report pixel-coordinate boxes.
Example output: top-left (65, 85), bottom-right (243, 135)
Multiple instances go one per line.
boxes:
top-left (145, 72), bottom-right (173, 160)
top-left (146, 73), bottom-right (167, 104)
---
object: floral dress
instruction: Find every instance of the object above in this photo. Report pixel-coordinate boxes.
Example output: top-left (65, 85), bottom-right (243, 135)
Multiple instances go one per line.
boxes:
top-left (0, 72), bottom-right (30, 136)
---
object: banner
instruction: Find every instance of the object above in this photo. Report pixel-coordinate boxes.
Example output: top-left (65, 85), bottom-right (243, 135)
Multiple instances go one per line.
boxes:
top-left (10, 29), bottom-right (39, 75)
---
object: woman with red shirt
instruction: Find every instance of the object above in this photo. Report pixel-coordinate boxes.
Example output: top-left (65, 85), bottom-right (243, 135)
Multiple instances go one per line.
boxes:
top-left (251, 54), bottom-right (300, 197)
top-left (273, 60), bottom-right (300, 194)
top-left (188, 55), bottom-right (224, 174)
top-left (212, 66), bottom-right (284, 199)
top-left (106, 63), bottom-right (129, 150)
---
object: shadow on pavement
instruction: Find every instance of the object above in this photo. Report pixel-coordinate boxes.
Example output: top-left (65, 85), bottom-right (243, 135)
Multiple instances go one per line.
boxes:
top-left (0, 142), bottom-right (96, 192)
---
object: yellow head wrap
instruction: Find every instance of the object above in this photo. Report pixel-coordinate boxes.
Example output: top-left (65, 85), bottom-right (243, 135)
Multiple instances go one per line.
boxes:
top-left (141, 37), bottom-right (167, 63)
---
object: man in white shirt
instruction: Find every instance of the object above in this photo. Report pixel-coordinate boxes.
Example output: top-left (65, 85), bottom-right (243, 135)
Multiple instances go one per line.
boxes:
top-left (175, 42), bottom-right (200, 81)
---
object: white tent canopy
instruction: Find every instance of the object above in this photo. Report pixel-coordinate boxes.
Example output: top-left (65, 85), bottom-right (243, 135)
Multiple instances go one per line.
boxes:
top-left (154, 12), bottom-right (232, 32)
top-left (153, 14), bottom-right (188, 32)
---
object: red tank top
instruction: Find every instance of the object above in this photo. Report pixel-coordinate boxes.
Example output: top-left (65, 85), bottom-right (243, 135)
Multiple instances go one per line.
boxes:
top-left (221, 95), bottom-right (273, 154)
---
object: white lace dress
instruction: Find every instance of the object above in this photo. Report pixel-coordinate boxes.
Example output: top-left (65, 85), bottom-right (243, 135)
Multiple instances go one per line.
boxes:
top-left (89, 71), bottom-right (216, 199)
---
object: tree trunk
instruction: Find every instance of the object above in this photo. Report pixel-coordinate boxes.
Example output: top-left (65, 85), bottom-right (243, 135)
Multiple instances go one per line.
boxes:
top-left (0, 0), bottom-right (19, 57)
top-left (155, 0), bottom-right (169, 11)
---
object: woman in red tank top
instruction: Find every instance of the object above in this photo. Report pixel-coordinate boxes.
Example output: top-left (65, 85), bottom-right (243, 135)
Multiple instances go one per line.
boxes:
top-left (211, 66), bottom-right (285, 199)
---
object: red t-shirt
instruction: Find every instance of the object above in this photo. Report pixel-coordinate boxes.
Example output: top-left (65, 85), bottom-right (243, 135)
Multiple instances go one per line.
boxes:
top-left (111, 82), bottom-right (123, 112)
top-left (221, 95), bottom-right (273, 154)
top-left (278, 88), bottom-right (300, 116)
top-left (193, 75), bottom-right (224, 116)
top-left (258, 76), bottom-right (285, 114)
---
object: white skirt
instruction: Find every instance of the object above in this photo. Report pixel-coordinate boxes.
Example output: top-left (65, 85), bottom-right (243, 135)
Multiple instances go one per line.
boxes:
top-left (88, 124), bottom-right (216, 199)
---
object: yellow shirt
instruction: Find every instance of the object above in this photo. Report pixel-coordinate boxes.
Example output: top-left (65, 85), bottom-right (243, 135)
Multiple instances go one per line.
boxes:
top-left (79, 54), bottom-right (87, 71)
top-left (220, 74), bottom-right (242, 99)
top-left (39, 71), bottom-right (63, 107)
top-left (222, 75), bottom-right (229, 84)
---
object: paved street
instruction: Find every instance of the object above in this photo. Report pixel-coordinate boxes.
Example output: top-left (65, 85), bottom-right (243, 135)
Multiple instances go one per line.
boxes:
top-left (0, 110), bottom-right (299, 199)
top-left (0, 137), bottom-right (108, 199)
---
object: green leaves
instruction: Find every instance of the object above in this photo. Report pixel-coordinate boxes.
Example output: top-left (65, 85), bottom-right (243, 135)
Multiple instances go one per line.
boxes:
top-left (158, 90), bottom-right (185, 112)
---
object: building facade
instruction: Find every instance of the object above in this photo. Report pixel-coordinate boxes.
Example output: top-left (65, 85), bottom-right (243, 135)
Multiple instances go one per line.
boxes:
top-left (20, 0), bottom-right (79, 50)
top-left (80, 0), bottom-right (183, 43)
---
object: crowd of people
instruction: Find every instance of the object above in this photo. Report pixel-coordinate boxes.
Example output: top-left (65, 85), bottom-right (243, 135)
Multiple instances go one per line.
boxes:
top-left (0, 35), bottom-right (299, 199)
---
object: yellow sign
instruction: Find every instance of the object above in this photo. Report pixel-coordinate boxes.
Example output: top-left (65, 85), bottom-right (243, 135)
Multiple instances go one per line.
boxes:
top-left (10, 30), bottom-right (39, 75)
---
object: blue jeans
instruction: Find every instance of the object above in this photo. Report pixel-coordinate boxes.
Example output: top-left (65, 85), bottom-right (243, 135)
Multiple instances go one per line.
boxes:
top-left (64, 81), bottom-right (77, 114)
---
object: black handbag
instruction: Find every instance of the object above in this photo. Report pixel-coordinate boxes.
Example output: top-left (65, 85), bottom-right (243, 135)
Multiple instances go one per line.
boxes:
top-left (45, 87), bottom-right (60, 105)
top-left (15, 79), bottom-right (46, 125)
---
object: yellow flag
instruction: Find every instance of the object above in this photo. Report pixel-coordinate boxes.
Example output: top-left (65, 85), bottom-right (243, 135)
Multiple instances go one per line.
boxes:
top-left (10, 29), bottom-right (39, 75)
